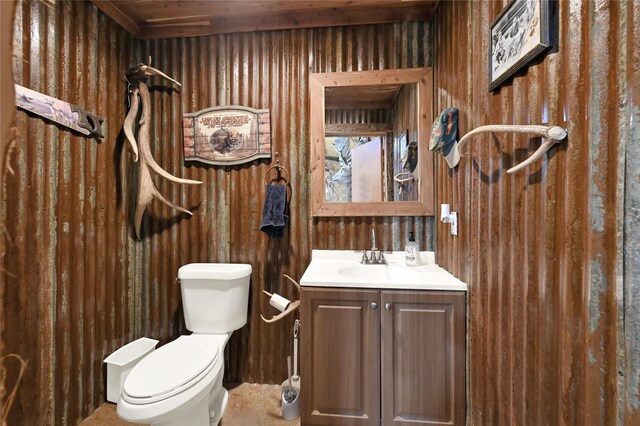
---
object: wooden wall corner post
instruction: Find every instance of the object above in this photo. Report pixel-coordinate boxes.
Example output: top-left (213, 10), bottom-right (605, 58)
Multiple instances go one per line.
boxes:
top-left (417, 67), bottom-right (434, 214)
top-left (309, 74), bottom-right (326, 216)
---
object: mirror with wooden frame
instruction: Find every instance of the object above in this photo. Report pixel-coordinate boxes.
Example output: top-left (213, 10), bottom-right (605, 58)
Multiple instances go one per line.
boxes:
top-left (310, 68), bottom-right (434, 216)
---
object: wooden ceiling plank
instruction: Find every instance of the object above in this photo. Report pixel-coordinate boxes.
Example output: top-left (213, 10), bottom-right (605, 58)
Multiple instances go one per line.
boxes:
top-left (92, 0), bottom-right (140, 37)
top-left (92, 0), bottom-right (440, 39)
top-left (140, 24), bottom-right (213, 40)
top-left (202, 5), bottom-right (434, 38)
top-left (116, 1), bottom-right (435, 22)
top-left (325, 123), bottom-right (394, 136)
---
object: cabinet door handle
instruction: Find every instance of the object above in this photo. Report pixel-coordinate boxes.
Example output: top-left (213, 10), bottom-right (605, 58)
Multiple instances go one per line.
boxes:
top-left (371, 302), bottom-right (378, 310)
top-left (385, 303), bottom-right (392, 310)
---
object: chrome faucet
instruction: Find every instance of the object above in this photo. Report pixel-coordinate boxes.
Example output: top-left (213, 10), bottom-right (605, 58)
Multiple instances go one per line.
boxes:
top-left (371, 228), bottom-right (377, 252)
top-left (361, 228), bottom-right (386, 264)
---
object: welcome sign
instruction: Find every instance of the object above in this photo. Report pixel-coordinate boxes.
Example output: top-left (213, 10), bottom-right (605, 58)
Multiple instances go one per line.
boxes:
top-left (183, 106), bottom-right (271, 165)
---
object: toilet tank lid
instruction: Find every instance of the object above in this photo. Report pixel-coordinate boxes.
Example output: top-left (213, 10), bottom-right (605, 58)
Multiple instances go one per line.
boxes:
top-left (178, 263), bottom-right (252, 280)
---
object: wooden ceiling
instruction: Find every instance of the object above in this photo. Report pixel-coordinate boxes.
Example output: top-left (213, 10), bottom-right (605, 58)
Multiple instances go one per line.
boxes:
top-left (92, 0), bottom-right (440, 39)
top-left (325, 84), bottom-right (403, 109)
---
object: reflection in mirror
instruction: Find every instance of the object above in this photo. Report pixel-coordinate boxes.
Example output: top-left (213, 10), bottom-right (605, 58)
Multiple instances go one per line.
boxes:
top-left (309, 68), bottom-right (433, 217)
top-left (323, 83), bottom-right (419, 203)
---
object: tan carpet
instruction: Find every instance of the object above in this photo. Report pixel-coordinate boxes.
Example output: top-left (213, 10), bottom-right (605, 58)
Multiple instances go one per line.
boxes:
top-left (81, 383), bottom-right (300, 426)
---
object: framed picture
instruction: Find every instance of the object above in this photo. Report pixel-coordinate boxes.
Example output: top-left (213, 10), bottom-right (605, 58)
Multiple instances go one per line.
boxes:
top-left (182, 106), bottom-right (271, 166)
top-left (489, 0), bottom-right (550, 91)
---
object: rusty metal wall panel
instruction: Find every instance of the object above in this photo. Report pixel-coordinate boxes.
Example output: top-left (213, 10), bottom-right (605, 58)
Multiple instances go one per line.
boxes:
top-left (2, 8), bottom-right (436, 425)
top-left (625, 2), bottom-right (640, 422)
top-left (2, 1), bottom-right (139, 424)
top-left (433, 0), bottom-right (638, 424)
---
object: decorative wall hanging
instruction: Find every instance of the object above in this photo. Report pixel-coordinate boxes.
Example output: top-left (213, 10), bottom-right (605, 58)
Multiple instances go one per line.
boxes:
top-left (429, 108), bottom-right (460, 168)
top-left (15, 84), bottom-right (105, 138)
top-left (489, 0), bottom-right (551, 91)
top-left (123, 57), bottom-right (202, 239)
top-left (182, 106), bottom-right (271, 166)
top-left (457, 124), bottom-right (567, 173)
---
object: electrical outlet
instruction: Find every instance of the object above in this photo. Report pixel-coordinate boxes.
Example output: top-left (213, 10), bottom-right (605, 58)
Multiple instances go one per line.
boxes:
top-left (450, 212), bottom-right (458, 236)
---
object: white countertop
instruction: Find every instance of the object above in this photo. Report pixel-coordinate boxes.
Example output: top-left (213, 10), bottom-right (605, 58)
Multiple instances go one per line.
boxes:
top-left (300, 250), bottom-right (467, 291)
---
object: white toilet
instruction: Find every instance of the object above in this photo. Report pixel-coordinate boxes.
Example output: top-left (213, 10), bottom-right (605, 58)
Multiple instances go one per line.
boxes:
top-left (117, 263), bottom-right (252, 426)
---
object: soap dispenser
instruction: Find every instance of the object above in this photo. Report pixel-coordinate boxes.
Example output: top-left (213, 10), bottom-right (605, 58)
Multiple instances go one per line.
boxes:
top-left (405, 231), bottom-right (420, 266)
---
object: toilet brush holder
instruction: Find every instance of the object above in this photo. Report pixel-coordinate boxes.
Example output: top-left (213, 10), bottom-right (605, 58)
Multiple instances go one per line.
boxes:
top-left (281, 387), bottom-right (300, 420)
top-left (281, 355), bottom-right (300, 420)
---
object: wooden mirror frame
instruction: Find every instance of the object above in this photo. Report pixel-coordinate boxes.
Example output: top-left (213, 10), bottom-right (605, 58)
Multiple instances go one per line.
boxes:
top-left (310, 67), bottom-right (434, 216)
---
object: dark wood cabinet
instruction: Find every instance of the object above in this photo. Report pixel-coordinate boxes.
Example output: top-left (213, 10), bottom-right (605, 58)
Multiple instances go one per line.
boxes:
top-left (301, 287), bottom-right (465, 426)
top-left (300, 288), bottom-right (381, 426)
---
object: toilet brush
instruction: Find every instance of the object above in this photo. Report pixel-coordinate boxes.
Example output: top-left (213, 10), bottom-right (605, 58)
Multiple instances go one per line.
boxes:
top-left (281, 356), bottom-right (300, 420)
top-left (282, 320), bottom-right (301, 391)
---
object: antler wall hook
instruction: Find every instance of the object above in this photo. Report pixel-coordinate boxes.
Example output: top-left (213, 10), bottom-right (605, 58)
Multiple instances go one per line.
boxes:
top-left (123, 57), bottom-right (202, 238)
top-left (457, 124), bottom-right (567, 173)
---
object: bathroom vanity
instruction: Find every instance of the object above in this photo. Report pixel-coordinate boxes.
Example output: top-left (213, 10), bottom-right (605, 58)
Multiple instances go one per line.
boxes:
top-left (300, 250), bottom-right (467, 426)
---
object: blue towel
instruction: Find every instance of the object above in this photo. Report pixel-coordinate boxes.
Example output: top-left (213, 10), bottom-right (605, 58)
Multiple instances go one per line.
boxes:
top-left (260, 184), bottom-right (288, 239)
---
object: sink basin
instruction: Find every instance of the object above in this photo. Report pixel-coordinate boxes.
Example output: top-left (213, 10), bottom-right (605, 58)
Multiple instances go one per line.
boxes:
top-left (337, 264), bottom-right (432, 283)
top-left (300, 250), bottom-right (468, 291)
top-left (337, 265), bottom-right (391, 281)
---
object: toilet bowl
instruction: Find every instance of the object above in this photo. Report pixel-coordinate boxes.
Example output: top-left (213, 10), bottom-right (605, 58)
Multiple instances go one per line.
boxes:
top-left (115, 263), bottom-right (251, 426)
top-left (118, 334), bottom-right (228, 426)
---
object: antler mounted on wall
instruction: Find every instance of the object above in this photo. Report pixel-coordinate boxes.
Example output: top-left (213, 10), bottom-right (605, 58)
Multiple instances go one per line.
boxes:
top-left (457, 124), bottom-right (567, 173)
top-left (123, 57), bottom-right (202, 238)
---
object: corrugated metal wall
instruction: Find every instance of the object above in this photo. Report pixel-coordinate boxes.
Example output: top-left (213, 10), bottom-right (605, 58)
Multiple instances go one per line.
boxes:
top-left (432, 1), bottom-right (639, 424)
top-left (1, 0), bottom-right (434, 423)
top-left (3, 1), bottom-right (139, 424)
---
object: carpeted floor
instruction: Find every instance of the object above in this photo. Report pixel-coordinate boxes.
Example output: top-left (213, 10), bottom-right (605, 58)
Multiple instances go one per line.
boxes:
top-left (81, 383), bottom-right (300, 426)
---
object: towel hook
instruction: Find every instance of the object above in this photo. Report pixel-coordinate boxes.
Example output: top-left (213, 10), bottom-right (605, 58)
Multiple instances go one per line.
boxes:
top-left (264, 151), bottom-right (290, 185)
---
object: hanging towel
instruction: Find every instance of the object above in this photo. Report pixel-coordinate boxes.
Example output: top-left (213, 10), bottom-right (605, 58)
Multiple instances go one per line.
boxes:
top-left (260, 184), bottom-right (289, 239)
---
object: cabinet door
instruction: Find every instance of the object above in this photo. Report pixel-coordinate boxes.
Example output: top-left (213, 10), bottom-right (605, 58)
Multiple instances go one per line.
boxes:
top-left (301, 288), bottom-right (381, 426)
top-left (381, 291), bottom-right (465, 426)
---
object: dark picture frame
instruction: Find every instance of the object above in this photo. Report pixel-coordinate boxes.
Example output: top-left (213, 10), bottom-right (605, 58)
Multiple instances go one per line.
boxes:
top-left (489, 0), bottom-right (550, 91)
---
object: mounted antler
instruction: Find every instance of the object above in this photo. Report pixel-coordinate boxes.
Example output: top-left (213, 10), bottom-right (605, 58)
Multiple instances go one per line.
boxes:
top-left (261, 274), bottom-right (301, 324)
top-left (457, 124), bottom-right (567, 173)
top-left (124, 57), bottom-right (202, 238)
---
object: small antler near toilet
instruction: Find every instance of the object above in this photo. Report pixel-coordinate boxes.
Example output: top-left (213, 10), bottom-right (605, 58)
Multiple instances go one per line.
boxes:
top-left (261, 274), bottom-right (301, 324)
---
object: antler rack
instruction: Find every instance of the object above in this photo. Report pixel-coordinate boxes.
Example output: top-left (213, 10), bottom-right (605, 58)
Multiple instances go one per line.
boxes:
top-left (457, 124), bottom-right (567, 173)
top-left (123, 57), bottom-right (203, 238)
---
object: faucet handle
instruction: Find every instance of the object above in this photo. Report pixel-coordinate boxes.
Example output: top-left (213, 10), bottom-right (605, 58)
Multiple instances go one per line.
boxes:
top-left (361, 251), bottom-right (369, 264)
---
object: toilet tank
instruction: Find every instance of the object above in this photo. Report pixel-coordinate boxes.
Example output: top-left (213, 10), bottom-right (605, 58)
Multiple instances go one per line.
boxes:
top-left (177, 263), bottom-right (252, 333)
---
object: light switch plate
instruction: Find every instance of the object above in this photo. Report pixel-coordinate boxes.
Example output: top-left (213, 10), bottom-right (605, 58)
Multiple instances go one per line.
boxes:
top-left (450, 212), bottom-right (458, 236)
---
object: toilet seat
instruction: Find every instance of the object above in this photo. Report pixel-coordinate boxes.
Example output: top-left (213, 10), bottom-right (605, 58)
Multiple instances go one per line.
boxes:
top-left (123, 335), bottom-right (222, 405)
